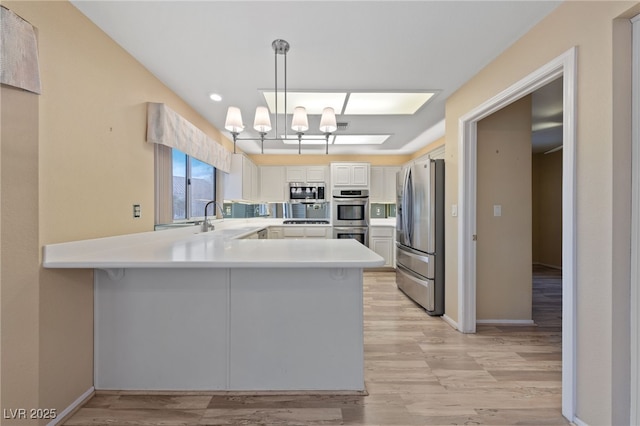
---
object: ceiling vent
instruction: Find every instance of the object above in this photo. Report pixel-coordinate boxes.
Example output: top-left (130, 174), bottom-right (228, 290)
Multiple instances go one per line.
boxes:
top-left (336, 122), bottom-right (349, 131)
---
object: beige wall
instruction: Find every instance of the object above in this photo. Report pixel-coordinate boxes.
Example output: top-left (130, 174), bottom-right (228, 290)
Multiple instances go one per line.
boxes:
top-left (476, 96), bottom-right (532, 321)
top-left (1, 86), bottom-right (40, 424)
top-left (411, 136), bottom-right (445, 159)
top-left (1, 1), bottom-right (233, 423)
top-left (532, 150), bottom-right (562, 268)
top-left (444, 1), bottom-right (640, 424)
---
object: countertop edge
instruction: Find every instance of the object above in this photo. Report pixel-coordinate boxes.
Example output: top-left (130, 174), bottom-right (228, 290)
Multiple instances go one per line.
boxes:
top-left (43, 222), bottom-right (387, 269)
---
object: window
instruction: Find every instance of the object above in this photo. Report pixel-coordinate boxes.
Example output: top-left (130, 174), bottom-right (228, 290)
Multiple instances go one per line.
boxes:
top-left (171, 149), bottom-right (216, 221)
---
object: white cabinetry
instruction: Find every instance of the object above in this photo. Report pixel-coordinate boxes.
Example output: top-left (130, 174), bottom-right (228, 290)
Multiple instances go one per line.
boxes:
top-left (225, 154), bottom-right (258, 202)
top-left (370, 166), bottom-right (401, 203)
top-left (268, 227), bottom-right (283, 239)
top-left (260, 166), bottom-right (286, 202)
top-left (369, 226), bottom-right (395, 268)
top-left (283, 227), bottom-right (331, 239)
top-left (285, 166), bottom-right (328, 183)
top-left (331, 163), bottom-right (369, 187)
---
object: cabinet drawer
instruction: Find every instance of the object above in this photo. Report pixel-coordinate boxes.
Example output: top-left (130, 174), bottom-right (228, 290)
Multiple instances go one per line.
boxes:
top-left (369, 226), bottom-right (394, 237)
top-left (283, 228), bottom-right (305, 238)
top-left (305, 227), bottom-right (328, 238)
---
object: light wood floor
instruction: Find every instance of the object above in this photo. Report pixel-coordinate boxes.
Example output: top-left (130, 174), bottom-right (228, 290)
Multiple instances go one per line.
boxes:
top-left (63, 267), bottom-right (568, 425)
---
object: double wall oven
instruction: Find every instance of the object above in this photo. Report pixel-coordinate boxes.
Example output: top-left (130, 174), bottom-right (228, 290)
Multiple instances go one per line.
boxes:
top-left (332, 189), bottom-right (369, 246)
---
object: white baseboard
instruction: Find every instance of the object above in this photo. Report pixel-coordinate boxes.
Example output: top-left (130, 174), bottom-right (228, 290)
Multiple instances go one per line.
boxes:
top-left (572, 416), bottom-right (588, 426)
top-left (476, 319), bottom-right (536, 326)
top-left (47, 386), bottom-right (94, 426)
top-left (441, 314), bottom-right (458, 330)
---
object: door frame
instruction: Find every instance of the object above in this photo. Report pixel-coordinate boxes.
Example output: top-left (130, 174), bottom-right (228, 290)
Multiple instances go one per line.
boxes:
top-left (457, 47), bottom-right (577, 420)
top-left (631, 13), bottom-right (639, 426)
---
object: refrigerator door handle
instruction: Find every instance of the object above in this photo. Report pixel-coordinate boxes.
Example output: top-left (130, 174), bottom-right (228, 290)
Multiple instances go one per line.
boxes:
top-left (396, 244), bottom-right (435, 279)
top-left (396, 263), bottom-right (435, 313)
top-left (404, 167), bottom-right (413, 246)
top-left (428, 159), bottom-right (436, 251)
top-left (396, 244), bottom-right (432, 262)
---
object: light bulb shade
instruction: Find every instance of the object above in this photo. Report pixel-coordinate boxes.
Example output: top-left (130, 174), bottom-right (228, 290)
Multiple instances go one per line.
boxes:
top-left (291, 106), bottom-right (309, 132)
top-left (225, 106), bottom-right (244, 133)
top-left (319, 107), bottom-right (337, 133)
top-left (253, 106), bottom-right (272, 133)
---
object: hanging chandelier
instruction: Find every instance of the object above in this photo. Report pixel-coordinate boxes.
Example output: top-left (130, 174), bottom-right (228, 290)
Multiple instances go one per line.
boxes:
top-left (224, 39), bottom-right (338, 155)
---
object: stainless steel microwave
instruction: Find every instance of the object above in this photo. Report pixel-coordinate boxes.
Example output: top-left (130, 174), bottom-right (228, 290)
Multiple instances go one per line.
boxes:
top-left (289, 183), bottom-right (326, 203)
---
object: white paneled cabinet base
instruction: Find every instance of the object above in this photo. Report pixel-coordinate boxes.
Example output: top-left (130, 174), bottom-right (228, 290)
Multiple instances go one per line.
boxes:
top-left (95, 267), bottom-right (365, 391)
top-left (44, 223), bottom-right (383, 392)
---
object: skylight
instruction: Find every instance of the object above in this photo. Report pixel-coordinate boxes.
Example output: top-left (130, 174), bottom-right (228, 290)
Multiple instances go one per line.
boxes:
top-left (261, 91), bottom-right (434, 115)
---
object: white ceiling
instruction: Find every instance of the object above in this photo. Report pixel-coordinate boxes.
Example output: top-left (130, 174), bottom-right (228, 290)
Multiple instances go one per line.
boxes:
top-left (71, 0), bottom-right (562, 155)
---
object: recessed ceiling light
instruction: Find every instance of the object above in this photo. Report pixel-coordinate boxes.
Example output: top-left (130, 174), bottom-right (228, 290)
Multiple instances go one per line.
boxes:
top-left (209, 93), bottom-right (222, 102)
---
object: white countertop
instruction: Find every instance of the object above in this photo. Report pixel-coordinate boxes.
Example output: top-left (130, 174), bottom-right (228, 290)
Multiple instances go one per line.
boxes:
top-left (43, 220), bottom-right (385, 269)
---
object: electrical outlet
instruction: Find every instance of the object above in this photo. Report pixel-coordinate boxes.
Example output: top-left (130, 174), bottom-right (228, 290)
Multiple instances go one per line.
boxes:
top-left (133, 204), bottom-right (141, 218)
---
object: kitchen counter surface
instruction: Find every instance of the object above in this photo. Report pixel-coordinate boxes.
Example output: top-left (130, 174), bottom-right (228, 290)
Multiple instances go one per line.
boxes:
top-left (43, 220), bottom-right (384, 269)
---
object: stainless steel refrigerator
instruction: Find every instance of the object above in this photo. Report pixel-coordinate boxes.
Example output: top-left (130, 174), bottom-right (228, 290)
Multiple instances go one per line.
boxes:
top-left (396, 158), bottom-right (444, 316)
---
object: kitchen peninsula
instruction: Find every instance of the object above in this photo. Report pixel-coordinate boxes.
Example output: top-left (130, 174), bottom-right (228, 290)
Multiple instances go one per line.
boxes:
top-left (43, 221), bottom-right (384, 392)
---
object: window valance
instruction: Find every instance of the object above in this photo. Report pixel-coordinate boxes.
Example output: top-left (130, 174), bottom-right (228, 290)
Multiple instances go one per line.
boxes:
top-left (146, 102), bottom-right (232, 173)
top-left (0, 6), bottom-right (42, 94)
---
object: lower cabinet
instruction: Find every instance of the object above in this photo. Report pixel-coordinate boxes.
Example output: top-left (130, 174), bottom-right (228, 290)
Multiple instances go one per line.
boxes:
top-left (268, 227), bottom-right (283, 239)
top-left (369, 226), bottom-right (395, 268)
top-left (283, 227), bottom-right (331, 239)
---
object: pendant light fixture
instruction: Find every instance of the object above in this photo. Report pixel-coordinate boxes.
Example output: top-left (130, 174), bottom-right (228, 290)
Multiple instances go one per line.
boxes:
top-left (224, 39), bottom-right (338, 154)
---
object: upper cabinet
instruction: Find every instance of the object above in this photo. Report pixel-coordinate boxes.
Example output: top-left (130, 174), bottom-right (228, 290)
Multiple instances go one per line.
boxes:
top-left (370, 166), bottom-right (401, 203)
top-left (260, 166), bottom-right (286, 202)
top-left (285, 166), bottom-right (328, 183)
top-left (330, 163), bottom-right (370, 187)
top-left (224, 154), bottom-right (258, 202)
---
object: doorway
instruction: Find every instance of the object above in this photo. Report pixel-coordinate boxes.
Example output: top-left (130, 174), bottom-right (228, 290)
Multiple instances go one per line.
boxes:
top-left (531, 77), bottom-right (564, 328)
top-left (457, 47), bottom-right (577, 420)
top-left (473, 77), bottom-right (563, 326)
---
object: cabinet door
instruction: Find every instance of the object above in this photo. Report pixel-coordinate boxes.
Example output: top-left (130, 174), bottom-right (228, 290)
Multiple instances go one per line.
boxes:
top-left (371, 237), bottom-right (393, 268)
top-left (383, 167), bottom-right (401, 202)
top-left (304, 227), bottom-right (329, 238)
top-left (331, 164), bottom-right (352, 186)
top-left (240, 156), bottom-right (253, 200)
top-left (306, 166), bottom-right (327, 182)
top-left (250, 161), bottom-right (258, 201)
top-left (286, 167), bottom-right (306, 182)
top-left (283, 227), bottom-right (305, 238)
top-left (268, 227), bottom-right (283, 239)
top-left (260, 166), bottom-right (285, 202)
top-left (370, 167), bottom-right (384, 202)
top-left (225, 154), bottom-right (257, 202)
top-left (350, 164), bottom-right (369, 186)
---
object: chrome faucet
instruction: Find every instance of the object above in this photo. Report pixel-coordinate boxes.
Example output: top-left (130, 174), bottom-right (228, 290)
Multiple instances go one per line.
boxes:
top-left (201, 201), bottom-right (224, 232)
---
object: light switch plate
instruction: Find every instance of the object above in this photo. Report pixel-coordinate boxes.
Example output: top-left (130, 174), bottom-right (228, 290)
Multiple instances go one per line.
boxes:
top-left (133, 204), bottom-right (141, 218)
top-left (493, 205), bottom-right (502, 217)
top-left (451, 204), bottom-right (458, 217)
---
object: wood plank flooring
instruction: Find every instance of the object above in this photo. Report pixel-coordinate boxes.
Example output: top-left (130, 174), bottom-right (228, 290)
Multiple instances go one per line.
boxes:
top-left (63, 268), bottom-right (568, 425)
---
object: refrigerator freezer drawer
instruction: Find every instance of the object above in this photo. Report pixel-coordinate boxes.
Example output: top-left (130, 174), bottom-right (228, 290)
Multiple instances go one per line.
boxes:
top-left (396, 264), bottom-right (435, 313)
top-left (396, 245), bottom-right (435, 279)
